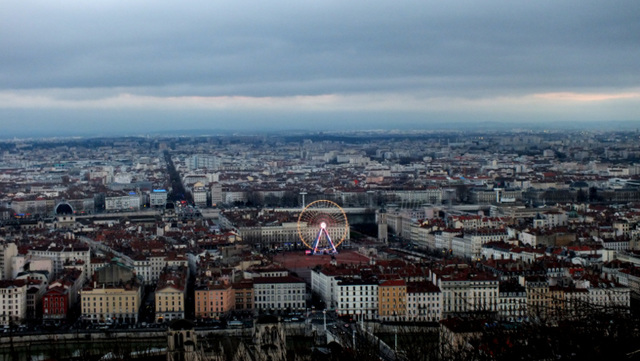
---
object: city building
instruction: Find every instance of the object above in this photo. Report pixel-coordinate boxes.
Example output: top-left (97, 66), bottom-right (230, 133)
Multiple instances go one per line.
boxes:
top-left (149, 189), bottom-right (168, 208)
top-left (431, 265), bottom-right (499, 317)
top-left (378, 279), bottom-right (407, 321)
top-left (105, 193), bottom-right (141, 212)
top-left (406, 280), bottom-right (442, 322)
top-left (335, 277), bottom-right (379, 320)
top-left (155, 267), bottom-right (188, 323)
top-left (80, 262), bottom-right (141, 324)
top-left (42, 286), bottom-right (69, 322)
top-left (232, 280), bottom-right (254, 311)
top-left (0, 242), bottom-right (18, 280)
top-left (0, 279), bottom-right (27, 326)
top-left (253, 276), bottom-right (306, 313)
top-left (195, 281), bottom-right (233, 320)
top-left (28, 243), bottom-right (90, 280)
top-left (497, 281), bottom-right (527, 322)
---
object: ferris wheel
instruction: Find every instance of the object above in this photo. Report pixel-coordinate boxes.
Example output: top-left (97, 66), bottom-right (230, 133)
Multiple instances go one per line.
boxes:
top-left (297, 200), bottom-right (349, 255)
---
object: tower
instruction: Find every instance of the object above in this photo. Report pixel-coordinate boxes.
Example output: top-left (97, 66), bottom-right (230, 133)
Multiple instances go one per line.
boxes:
top-left (377, 207), bottom-right (388, 244)
top-left (299, 191), bottom-right (307, 208)
top-left (167, 319), bottom-right (200, 361)
top-left (253, 316), bottom-right (286, 361)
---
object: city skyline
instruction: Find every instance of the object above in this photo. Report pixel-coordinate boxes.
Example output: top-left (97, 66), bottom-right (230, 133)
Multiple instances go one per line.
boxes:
top-left (1, 0), bottom-right (639, 137)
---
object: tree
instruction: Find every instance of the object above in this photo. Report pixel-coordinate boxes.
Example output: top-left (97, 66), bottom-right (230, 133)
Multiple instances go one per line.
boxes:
top-left (589, 187), bottom-right (600, 202)
top-left (576, 189), bottom-right (588, 203)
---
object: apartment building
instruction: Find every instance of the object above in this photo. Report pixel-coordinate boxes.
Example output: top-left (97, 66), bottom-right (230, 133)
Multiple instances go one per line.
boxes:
top-left (335, 278), bottom-right (379, 319)
top-left (523, 276), bottom-right (551, 322)
top-left (253, 276), bottom-right (306, 312)
top-left (0, 280), bottom-right (27, 326)
top-left (378, 279), bottom-right (407, 321)
top-left (497, 281), bottom-right (527, 322)
top-left (149, 189), bottom-right (168, 207)
top-left (431, 265), bottom-right (499, 317)
top-left (28, 243), bottom-right (90, 280)
top-left (311, 266), bottom-right (361, 309)
top-left (42, 268), bottom-right (84, 322)
top-left (406, 281), bottom-right (442, 322)
top-left (155, 267), bottom-right (188, 323)
top-left (195, 282), bottom-right (233, 319)
top-left (0, 242), bottom-right (18, 279)
top-left (42, 286), bottom-right (69, 322)
top-left (80, 282), bottom-right (141, 324)
top-left (232, 280), bottom-right (254, 311)
top-left (80, 262), bottom-right (141, 324)
top-left (105, 193), bottom-right (141, 212)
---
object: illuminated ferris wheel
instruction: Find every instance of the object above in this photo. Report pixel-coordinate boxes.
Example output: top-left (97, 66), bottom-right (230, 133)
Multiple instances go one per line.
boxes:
top-left (297, 200), bottom-right (349, 255)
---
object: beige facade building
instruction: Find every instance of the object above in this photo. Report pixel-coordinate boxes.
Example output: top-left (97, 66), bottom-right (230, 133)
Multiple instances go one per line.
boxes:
top-left (80, 282), bottom-right (141, 324)
top-left (81, 262), bottom-right (141, 324)
top-left (155, 267), bottom-right (187, 323)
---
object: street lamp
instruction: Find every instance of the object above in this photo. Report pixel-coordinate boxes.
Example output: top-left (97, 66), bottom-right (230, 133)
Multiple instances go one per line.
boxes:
top-left (394, 326), bottom-right (398, 352)
top-left (323, 310), bottom-right (326, 331)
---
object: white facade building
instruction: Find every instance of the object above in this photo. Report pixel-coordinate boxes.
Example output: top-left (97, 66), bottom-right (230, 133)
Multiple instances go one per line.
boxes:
top-left (498, 282), bottom-right (528, 322)
top-left (335, 278), bottom-right (379, 319)
top-left (28, 244), bottom-right (91, 280)
top-left (192, 187), bottom-right (208, 206)
top-left (0, 280), bottom-right (27, 325)
top-left (430, 266), bottom-right (499, 316)
top-left (0, 242), bottom-right (18, 280)
top-left (149, 189), bottom-right (168, 207)
top-left (311, 267), bottom-right (361, 309)
top-left (406, 281), bottom-right (442, 322)
top-left (105, 194), bottom-right (141, 211)
top-left (253, 276), bottom-right (306, 312)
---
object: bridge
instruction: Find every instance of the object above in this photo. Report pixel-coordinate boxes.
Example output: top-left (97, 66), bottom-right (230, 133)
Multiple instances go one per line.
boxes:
top-left (274, 207), bottom-right (373, 214)
top-left (320, 321), bottom-right (405, 361)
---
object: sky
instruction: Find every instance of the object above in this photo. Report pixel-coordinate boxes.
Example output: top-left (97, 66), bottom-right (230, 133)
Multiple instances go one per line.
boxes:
top-left (1, 0), bottom-right (639, 137)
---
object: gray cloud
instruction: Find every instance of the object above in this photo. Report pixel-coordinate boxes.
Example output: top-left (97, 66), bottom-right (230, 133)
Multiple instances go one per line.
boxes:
top-left (1, 0), bottom-right (639, 135)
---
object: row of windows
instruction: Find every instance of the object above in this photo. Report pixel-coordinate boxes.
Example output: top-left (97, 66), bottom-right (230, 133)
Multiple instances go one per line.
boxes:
top-left (196, 294), bottom-right (226, 299)
top-left (340, 291), bottom-right (375, 296)
top-left (381, 303), bottom-right (404, 309)
top-left (157, 307), bottom-right (181, 312)
top-left (255, 302), bottom-right (305, 308)
top-left (408, 296), bottom-right (440, 302)
top-left (160, 301), bottom-right (183, 306)
top-left (44, 308), bottom-right (66, 313)
top-left (255, 285), bottom-right (304, 290)
top-left (341, 297), bottom-right (373, 302)
top-left (84, 296), bottom-right (134, 301)
top-left (256, 295), bottom-right (303, 302)
top-left (84, 308), bottom-right (135, 314)
top-left (195, 301), bottom-right (221, 306)
top-left (255, 290), bottom-right (303, 296)
top-left (339, 286), bottom-right (376, 291)
top-left (196, 307), bottom-right (226, 313)
top-left (340, 303), bottom-right (376, 309)
top-left (84, 302), bottom-right (132, 307)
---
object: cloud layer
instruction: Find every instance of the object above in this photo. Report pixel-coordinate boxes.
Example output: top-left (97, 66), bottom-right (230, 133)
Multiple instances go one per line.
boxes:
top-left (1, 0), bottom-right (639, 135)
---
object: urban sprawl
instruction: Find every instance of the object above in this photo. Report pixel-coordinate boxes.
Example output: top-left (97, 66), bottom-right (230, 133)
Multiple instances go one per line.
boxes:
top-left (1, 130), bottom-right (640, 359)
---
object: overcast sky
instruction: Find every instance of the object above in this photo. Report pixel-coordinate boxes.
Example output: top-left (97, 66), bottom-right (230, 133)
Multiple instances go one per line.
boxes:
top-left (1, 0), bottom-right (639, 137)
